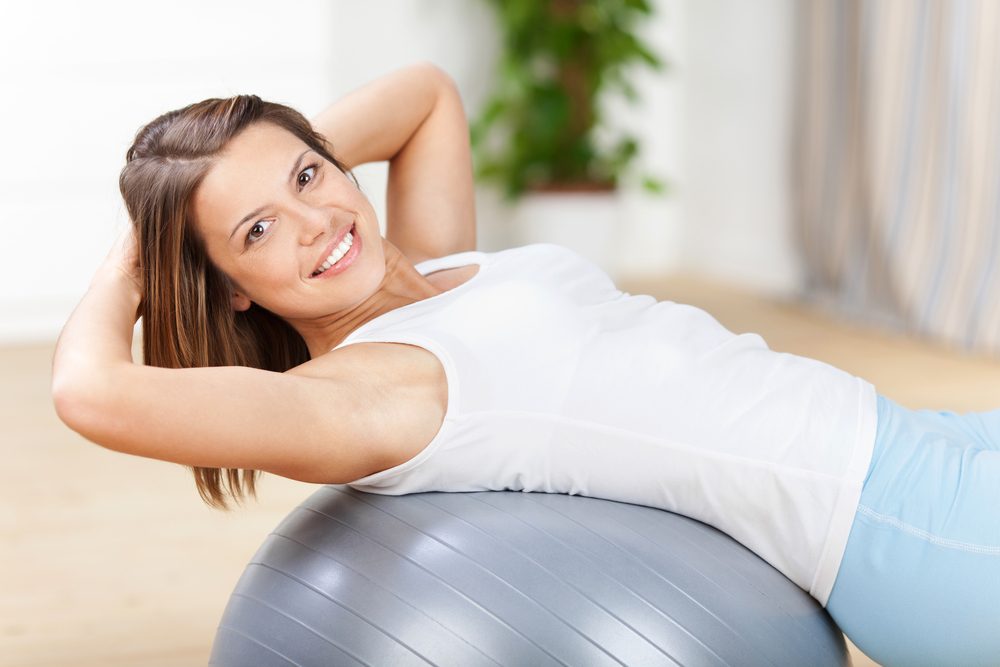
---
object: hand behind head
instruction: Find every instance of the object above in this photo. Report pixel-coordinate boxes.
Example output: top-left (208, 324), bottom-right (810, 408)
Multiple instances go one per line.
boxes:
top-left (101, 224), bottom-right (142, 299)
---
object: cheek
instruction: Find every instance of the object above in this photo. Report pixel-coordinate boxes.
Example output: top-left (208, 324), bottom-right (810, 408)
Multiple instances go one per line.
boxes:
top-left (262, 254), bottom-right (302, 289)
top-left (228, 250), bottom-right (294, 297)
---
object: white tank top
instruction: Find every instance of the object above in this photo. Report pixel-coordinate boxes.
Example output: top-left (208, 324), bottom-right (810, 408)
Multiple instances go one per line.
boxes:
top-left (336, 243), bottom-right (878, 606)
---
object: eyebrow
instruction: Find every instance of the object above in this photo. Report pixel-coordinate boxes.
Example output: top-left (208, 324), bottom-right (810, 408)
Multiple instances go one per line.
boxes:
top-left (228, 148), bottom-right (313, 241)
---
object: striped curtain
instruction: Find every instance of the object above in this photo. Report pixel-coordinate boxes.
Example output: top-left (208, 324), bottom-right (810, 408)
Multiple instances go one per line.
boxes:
top-left (794, 0), bottom-right (1000, 356)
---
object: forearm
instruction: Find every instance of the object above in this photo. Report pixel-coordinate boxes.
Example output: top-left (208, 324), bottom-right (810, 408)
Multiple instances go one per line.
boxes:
top-left (310, 62), bottom-right (453, 169)
top-left (51, 266), bottom-right (140, 427)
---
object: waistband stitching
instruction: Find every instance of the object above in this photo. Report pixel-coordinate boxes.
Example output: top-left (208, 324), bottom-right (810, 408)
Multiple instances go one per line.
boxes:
top-left (857, 504), bottom-right (1000, 555)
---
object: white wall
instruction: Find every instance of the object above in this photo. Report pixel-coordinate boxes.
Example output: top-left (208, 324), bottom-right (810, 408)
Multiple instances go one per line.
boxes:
top-left (0, 0), bottom-right (798, 344)
top-left (677, 0), bottom-right (802, 294)
top-left (0, 0), bottom-right (341, 343)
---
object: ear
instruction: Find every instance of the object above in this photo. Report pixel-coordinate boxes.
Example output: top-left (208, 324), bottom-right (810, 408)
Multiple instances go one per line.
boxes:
top-left (231, 291), bottom-right (252, 312)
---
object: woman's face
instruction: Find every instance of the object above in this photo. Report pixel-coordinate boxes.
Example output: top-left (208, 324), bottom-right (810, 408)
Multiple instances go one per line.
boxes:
top-left (192, 121), bottom-right (384, 321)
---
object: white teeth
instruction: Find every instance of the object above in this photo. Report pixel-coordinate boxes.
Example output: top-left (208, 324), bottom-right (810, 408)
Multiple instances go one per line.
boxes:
top-left (313, 232), bottom-right (354, 276)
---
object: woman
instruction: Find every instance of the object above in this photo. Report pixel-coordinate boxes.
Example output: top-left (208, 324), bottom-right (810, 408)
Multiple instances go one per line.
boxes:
top-left (52, 63), bottom-right (999, 666)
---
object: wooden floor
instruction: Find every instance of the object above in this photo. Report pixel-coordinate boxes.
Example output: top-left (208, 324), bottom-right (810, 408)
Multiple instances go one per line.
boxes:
top-left (5, 272), bottom-right (1000, 666)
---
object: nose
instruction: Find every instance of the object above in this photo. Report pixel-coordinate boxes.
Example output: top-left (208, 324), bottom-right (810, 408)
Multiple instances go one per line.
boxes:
top-left (294, 202), bottom-right (329, 246)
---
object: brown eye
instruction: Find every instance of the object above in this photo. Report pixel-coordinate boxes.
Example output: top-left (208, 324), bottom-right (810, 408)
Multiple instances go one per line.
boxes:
top-left (246, 219), bottom-right (273, 244)
top-left (297, 165), bottom-right (317, 189)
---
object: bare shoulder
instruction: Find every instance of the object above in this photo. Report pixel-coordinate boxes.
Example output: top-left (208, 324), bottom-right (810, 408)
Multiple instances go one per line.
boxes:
top-left (423, 263), bottom-right (480, 290)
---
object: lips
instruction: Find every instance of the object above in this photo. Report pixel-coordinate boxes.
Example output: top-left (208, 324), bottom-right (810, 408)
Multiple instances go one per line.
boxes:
top-left (310, 222), bottom-right (355, 277)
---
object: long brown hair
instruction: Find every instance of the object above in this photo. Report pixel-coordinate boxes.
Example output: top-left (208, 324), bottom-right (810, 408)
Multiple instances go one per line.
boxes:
top-left (119, 95), bottom-right (355, 510)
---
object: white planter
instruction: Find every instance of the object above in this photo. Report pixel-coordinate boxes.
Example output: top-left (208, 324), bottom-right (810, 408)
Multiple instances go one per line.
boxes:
top-left (510, 191), bottom-right (623, 276)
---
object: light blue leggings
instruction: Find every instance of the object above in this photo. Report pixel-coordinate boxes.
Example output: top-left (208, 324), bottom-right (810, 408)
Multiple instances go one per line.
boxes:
top-left (826, 395), bottom-right (1000, 667)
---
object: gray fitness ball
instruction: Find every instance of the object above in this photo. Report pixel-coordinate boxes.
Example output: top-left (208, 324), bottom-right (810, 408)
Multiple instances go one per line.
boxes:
top-left (210, 486), bottom-right (850, 666)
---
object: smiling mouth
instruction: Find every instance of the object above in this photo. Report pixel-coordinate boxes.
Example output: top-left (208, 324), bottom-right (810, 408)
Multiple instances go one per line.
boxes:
top-left (310, 224), bottom-right (357, 277)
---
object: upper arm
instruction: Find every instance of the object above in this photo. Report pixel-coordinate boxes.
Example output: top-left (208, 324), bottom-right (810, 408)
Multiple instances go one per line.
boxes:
top-left (57, 362), bottom-right (386, 484)
top-left (384, 65), bottom-right (477, 265)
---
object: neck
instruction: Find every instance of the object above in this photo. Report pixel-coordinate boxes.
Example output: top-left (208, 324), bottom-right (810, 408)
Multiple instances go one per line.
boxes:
top-left (293, 239), bottom-right (442, 358)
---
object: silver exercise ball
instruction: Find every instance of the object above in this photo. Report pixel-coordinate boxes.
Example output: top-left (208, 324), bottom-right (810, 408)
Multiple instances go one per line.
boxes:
top-left (210, 486), bottom-right (850, 666)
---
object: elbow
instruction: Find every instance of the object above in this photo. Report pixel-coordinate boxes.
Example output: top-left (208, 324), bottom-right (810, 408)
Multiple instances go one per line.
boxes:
top-left (411, 61), bottom-right (461, 100)
top-left (411, 60), bottom-right (450, 82)
top-left (52, 375), bottom-right (97, 440)
top-left (52, 349), bottom-right (96, 434)
top-left (51, 369), bottom-right (120, 450)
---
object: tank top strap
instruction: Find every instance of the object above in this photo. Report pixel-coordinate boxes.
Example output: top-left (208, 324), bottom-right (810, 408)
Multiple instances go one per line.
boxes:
top-left (414, 250), bottom-right (486, 276)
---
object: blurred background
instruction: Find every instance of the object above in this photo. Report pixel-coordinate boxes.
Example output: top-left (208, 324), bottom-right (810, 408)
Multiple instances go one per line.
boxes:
top-left (0, 0), bottom-right (788, 344)
top-left (6, 0), bottom-right (1000, 355)
top-left (4, 1), bottom-right (1000, 665)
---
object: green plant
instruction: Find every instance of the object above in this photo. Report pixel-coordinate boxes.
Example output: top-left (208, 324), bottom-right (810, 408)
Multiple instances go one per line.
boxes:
top-left (471, 0), bottom-right (666, 200)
